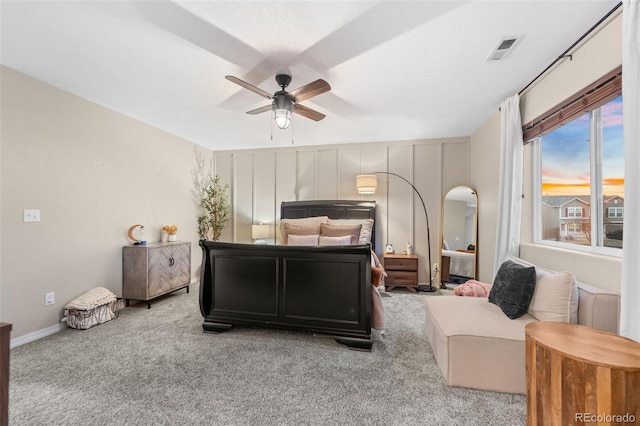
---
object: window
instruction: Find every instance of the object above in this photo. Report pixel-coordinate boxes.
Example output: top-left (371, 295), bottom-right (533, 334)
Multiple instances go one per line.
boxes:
top-left (567, 207), bottom-right (583, 218)
top-left (608, 207), bottom-right (623, 218)
top-left (534, 95), bottom-right (624, 252)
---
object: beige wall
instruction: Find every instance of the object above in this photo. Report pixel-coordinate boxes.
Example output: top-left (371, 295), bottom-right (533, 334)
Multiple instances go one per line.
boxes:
top-left (469, 110), bottom-right (500, 283)
top-left (212, 137), bottom-right (470, 286)
top-left (1, 66), bottom-right (207, 341)
top-left (520, 12), bottom-right (622, 124)
top-left (470, 11), bottom-right (622, 291)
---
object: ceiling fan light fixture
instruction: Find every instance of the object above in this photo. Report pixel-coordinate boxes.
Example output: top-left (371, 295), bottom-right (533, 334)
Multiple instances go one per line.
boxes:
top-left (274, 108), bottom-right (292, 129)
top-left (226, 73), bottom-right (330, 130)
top-left (273, 95), bottom-right (292, 129)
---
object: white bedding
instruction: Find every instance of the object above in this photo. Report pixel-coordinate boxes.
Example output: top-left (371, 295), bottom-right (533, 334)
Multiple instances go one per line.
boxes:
top-left (442, 249), bottom-right (475, 278)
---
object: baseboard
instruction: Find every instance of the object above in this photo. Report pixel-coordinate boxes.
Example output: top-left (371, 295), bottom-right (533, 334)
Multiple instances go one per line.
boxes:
top-left (10, 323), bottom-right (65, 349)
top-left (9, 282), bottom-right (199, 349)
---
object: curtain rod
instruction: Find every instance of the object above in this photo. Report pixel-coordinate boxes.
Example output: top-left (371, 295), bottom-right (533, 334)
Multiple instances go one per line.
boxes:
top-left (518, 2), bottom-right (623, 96)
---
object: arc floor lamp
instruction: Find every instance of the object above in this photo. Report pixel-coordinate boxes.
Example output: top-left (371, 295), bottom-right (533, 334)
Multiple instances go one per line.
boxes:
top-left (356, 172), bottom-right (437, 292)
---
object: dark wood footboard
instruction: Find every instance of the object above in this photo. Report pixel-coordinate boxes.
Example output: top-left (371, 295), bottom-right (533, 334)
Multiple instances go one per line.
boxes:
top-left (199, 241), bottom-right (372, 351)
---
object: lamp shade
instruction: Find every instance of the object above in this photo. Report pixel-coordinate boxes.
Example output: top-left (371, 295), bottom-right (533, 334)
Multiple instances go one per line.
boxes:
top-left (356, 174), bottom-right (378, 194)
top-left (251, 224), bottom-right (271, 240)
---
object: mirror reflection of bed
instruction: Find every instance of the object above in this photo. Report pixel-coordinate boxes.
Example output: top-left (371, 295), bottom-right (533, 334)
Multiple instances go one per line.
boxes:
top-left (440, 186), bottom-right (477, 289)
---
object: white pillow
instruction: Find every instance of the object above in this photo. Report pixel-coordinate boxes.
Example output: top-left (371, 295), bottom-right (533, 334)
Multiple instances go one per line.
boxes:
top-left (279, 216), bottom-right (329, 245)
top-left (505, 255), bottom-right (578, 323)
top-left (319, 235), bottom-right (353, 246)
top-left (327, 218), bottom-right (374, 245)
top-left (287, 234), bottom-right (319, 246)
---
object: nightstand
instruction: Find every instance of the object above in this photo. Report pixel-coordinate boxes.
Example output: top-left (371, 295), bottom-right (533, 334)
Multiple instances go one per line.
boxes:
top-left (383, 253), bottom-right (418, 293)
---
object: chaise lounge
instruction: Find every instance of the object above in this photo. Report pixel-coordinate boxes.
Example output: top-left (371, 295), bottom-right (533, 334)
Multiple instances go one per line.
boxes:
top-left (424, 256), bottom-right (620, 394)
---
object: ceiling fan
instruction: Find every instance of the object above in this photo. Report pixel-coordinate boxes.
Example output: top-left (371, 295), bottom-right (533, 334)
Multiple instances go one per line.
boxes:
top-left (225, 74), bottom-right (331, 129)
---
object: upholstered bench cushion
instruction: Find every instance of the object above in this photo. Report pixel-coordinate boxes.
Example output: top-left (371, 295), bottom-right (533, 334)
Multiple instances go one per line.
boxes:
top-left (576, 281), bottom-right (620, 334)
top-left (425, 296), bottom-right (537, 394)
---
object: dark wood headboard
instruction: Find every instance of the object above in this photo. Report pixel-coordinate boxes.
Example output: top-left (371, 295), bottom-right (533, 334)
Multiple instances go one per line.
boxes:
top-left (281, 200), bottom-right (376, 248)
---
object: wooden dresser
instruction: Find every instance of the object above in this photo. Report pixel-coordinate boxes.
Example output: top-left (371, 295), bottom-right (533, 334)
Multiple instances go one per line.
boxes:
top-left (383, 253), bottom-right (418, 293)
top-left (1, 323), bottom-right (10, 426)
top-left (525, 322), bottom-right (640, 426)
top-left (123, 241), bottom-right (191, 308)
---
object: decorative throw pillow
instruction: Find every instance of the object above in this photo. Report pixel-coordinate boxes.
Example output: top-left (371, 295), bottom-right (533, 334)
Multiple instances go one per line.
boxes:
top-left (278, 216), bottom-right (328, 245)
top-left (505, 255), bottom-right (579, 323)
top-left (319, 235), bottom-right (353, 246)
top-left (488, 260), bottom-right (537, 319)
top-left (320, 223), bottom-right (362, 244)
top-left (283, 223), bottom-right (322, 245)
top-left (287, 234), bottom-right (319, 246)
top-left (327, 219), bottom-right (374, 244)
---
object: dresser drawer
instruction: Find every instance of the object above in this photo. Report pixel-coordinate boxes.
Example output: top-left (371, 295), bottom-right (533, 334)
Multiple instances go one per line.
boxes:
top-left (384, 257), bottom-right (418, 271)
top-left (385, 271), bottom-right (418, 285)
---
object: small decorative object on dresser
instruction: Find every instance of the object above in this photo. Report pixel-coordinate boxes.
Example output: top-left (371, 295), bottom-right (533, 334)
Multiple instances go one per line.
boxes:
top-left (122, 241), bottom-right (191, 309)
top-left (127, 224), bottom-right (145, 245)
top-left (163, 225), bottom-right (178, 242)
top-left (383, 253), bottom-right (419, 293)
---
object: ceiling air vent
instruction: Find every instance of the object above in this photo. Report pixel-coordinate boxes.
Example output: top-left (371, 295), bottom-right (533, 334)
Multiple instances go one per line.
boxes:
top-left (486, 36), bottom-right (521, 62)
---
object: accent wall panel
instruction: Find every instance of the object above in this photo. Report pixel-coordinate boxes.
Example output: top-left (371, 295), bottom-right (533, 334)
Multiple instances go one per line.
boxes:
top-left (296, 151), bottom-right (316, 201)
top-left (442, 141), bottom-right (470, 193)
top-left (413, 143), bottom-right (442, 283)
top-left (234, 154), bottom-right (253, 243)
top-left (337, 146), bottom-right (361, 199)
top-left (214, 153), bottom-right (234, 242)
top-left (275, 151), bottom-right (296, 221)
top-left (360, 144), bottom-right (388, 253)
top-left (317, 149), bottom-right (338, 199)
top-left (253, 153), bottom-right (276, 244)
top-left (387, 145), bottom-right (412, 255)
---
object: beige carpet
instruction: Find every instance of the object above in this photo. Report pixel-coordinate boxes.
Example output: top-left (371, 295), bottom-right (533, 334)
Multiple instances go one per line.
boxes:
top-left (9, 283), bottom-right (526, 425)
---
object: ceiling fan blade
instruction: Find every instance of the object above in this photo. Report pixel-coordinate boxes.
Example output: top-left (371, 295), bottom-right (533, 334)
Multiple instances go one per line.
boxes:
top-left (289, 79), bottom-right (331, 103)
top-left (225, 75), bottom-right (272, 99)
top-left (246, 105), bottom-right (272, 115)
top-left (294, 104), bottom-right (326, 121)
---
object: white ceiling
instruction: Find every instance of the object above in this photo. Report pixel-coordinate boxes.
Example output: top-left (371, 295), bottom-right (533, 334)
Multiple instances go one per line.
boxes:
top-left (0, 0), bottom-right (619, 151)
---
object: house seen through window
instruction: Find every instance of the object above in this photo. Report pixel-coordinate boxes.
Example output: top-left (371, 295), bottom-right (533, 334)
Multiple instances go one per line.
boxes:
top-left (536, 95), bottom-right (623, 251)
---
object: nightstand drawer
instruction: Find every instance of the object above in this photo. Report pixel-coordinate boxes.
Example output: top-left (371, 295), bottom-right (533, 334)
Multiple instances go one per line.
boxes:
top-left (384, 257), bottom-right (418, 270)
top-left (385, 271), bottom-right (418, 285)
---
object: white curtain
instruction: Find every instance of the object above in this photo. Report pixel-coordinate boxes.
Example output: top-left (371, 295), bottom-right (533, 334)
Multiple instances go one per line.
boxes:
top-left (494, 94), bottom-right (524, 277)
top-left (620, 0), bottom-right (640, 342)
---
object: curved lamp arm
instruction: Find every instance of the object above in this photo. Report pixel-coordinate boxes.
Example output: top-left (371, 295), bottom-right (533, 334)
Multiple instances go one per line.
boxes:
top-left (360, 171), bottom-right (434, 291)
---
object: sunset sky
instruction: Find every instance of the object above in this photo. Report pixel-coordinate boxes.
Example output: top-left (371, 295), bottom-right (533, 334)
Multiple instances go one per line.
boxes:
top-left (541, 96), bottom-right (624, 197)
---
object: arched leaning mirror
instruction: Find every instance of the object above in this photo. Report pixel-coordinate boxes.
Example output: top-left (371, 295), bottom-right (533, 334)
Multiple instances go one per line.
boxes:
top-left (441, 186), bottom-right (478, 287)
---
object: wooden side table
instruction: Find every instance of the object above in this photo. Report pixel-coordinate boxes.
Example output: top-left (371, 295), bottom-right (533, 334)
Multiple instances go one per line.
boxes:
top-left (383, 253), bottom-right (418, 293)
top-left (525, 322), bottom-right (640, 426)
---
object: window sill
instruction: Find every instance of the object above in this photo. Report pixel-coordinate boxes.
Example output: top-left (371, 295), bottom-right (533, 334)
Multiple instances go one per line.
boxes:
top-left (530, 239), bottom-right (623, 259)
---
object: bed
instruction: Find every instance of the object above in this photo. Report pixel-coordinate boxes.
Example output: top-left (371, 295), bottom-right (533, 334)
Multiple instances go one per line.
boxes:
top-left (199, 200), bottom-right (377, 351)
top-left (441, 249), bottom-right (475, 283)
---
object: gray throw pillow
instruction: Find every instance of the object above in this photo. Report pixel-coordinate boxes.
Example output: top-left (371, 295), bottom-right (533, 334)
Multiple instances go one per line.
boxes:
top-left (488, 260), bottom-right (537, 319)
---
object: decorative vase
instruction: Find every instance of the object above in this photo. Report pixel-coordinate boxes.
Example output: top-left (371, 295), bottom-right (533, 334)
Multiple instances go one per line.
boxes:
top-left (161, 230), bottom-right (169, 243)
top-left (168, 234), bottom-right (177, 242)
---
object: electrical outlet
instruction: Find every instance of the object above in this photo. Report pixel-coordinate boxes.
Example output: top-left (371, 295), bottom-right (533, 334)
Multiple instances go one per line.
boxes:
top-left (45, 292), bottom-right (55, 306)
top-left (24, 209), bottom-right (41, 222)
